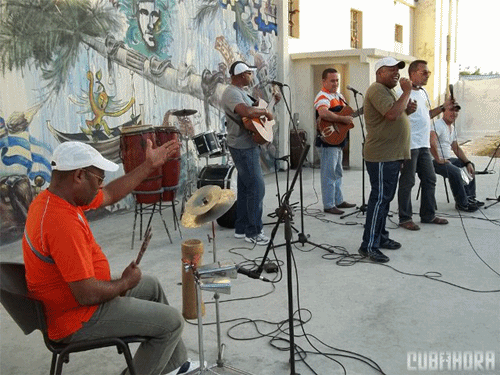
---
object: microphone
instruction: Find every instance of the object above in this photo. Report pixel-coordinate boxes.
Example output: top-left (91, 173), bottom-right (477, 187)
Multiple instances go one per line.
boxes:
top-left (346, 85), bottom-right (362, 96)
top-left (236, 266), bottom-right (271, 282)
top-left (269, 80), bottom-right (287, 87)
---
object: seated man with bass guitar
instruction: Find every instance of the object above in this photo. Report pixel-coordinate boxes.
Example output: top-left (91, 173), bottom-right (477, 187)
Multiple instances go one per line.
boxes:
top-left (315, 68), bottom-right (357, 215)
top-left (221, 61), bottom-right (280, 246)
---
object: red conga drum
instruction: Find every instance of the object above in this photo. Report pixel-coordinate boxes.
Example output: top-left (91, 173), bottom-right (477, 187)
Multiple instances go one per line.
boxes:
top-left (120, 125), bottom-right (162, 204)
top-left (155, 126), bottom-right (181, 202)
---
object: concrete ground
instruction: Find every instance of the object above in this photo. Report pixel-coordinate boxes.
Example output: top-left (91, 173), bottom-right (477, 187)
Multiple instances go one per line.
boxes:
top-left (1, 154), bottom-right (499, 375)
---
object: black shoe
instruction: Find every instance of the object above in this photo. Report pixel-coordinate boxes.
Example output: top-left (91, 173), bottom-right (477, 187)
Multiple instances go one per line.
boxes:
top-left (358, 247), bottom-right (390, 263)
top-left (455, 202), bottom-right (478, 212)
top-left (469, 198), bottom-right (484, 207)
top-left (380, 239), bottom-right (402, 250)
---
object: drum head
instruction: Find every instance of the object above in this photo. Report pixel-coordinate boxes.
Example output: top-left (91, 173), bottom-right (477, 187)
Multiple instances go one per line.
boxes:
top-left (192, 131), bottom-right (221, 157)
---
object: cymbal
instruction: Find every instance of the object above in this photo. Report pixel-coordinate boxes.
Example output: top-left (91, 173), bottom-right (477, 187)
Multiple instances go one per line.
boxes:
top-left (181, 189), bottom-right (236, 228)
top-left (192, 190), bottom-right (235, 224)
top-left (172, 109), bottom-right (197, 117)
top-left (185, 185), bottom-right (221, 216)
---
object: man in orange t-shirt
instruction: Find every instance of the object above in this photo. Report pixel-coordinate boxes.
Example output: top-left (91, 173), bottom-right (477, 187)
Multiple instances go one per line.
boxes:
top-left (23, 140), bottom-right (200, 375)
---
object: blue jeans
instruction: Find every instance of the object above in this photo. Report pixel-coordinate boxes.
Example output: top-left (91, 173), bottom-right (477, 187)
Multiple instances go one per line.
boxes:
top-left (229, 146), bottom-right (265, 237)
top-left (66, 275), bottom-right (187, 375)
top-left (398, 148), bottom-right (437, 223)
top-left (433, 158), bottom-right (476, 206)
top-left (361, 161), bottom-right (401, 251)
top-left (319, 146), bottom-right (343, 209)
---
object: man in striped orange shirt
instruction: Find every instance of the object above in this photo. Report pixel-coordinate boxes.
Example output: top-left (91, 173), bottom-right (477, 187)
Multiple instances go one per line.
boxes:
top-left (314, 68), bottom-right (356, 215)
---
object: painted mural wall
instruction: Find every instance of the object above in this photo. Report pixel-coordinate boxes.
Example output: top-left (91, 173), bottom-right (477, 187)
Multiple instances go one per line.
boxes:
top-left (0, 0), bottom-right (280, 243)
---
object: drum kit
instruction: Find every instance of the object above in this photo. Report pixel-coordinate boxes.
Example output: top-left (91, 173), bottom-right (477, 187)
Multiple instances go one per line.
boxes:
top-left (180, 185), bottom-right (254, 375)
top-left (170, 109), bottom-right (237, 229)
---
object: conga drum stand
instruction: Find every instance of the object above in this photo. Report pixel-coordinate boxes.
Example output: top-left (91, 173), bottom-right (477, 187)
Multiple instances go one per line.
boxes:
top-left (131, 199), bottom-right (173, 249)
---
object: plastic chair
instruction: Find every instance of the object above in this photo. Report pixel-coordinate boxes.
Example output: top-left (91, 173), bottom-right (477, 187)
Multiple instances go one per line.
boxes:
top-left (0, 262), bottom-right (148, 375)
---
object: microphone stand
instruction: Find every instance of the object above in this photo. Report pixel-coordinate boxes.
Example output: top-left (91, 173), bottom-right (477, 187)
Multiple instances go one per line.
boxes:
top-left (273, 83), bottom-right (332, 248)
top-left (341, 90), bottom-right (367, 219)
top-left (484, 195), bottom-right (500, 209)
top-left (475, 141), bottom-right (499, 175)
top-left (256, 143), bottom-right (310, 375)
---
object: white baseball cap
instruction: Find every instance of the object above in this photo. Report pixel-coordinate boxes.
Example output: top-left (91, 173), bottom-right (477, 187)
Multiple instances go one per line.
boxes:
top-left (51, 141), bottom-right (119, 172)
top-left (375, 57), bottom-right (405, 73)
top-left (229, 61), bottom-right (257, 76)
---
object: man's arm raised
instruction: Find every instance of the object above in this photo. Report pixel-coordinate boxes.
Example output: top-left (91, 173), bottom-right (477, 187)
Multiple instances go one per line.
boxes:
top-left (101, 139), bottom-right (180, 207)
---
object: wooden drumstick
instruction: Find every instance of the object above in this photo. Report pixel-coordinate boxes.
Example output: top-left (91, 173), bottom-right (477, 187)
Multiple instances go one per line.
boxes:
top-left (136, 227), bottom-right (152, 265)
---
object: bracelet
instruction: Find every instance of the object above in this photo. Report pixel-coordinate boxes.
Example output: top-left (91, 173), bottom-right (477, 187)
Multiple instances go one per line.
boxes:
top-left (440, 105), bottom-right (445, 112)
top-left (464, 161), bottom-right (473, 166)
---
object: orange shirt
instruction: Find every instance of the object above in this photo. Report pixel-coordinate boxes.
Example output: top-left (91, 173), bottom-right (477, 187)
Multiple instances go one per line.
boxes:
top-left (314, 89), bottom-right (348, 148)
top-left (314, 88), bottom-right (346, 113)
top-left (23, 189), bottom-right (111, 340)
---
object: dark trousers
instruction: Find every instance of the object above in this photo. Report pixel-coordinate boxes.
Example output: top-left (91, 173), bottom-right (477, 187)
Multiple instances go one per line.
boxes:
top-left (433, 158), bottom-right (476, 206)
top-left (229, 146), bottom-right (265, 237)
top-left (361, 161), bottom-right (401, 252)
top-left (398, 148), bottom-right (437, 223)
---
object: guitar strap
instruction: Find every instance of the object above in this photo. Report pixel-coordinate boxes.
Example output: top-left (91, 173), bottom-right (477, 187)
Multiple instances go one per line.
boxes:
top-left (224, 94), bottom-right (258, 130)
top-left (339, 96), bottom-right (349, 107)
top-left (225, 110), bottom-right (246, 130)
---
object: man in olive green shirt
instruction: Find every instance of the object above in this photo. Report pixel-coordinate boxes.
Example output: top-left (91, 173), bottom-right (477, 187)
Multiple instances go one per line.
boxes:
top-left (358, 57), bottom-right (414, 263)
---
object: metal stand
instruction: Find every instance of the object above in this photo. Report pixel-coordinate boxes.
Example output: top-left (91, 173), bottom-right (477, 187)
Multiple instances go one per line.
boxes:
top-left (475, 141), bottom-right (500, 175)
top-left (181, 135), bottom-right (197, 216)
top-left (185, 223), bottom-right (255, 375)
top-left (341, 90), bottom-right (367, 219)
top-left (131, 199), bottom-right (179, 249)
top-left (254, 145), bottom-right (313, 375)
top-left (273, 85), bottom-right (337, 253)
top-left (484, 196), bottom-right (500, 209)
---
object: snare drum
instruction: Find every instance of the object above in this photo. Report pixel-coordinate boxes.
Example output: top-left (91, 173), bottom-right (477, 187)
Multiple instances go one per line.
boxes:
top-left (197, 164), bottom-right (237, 228)
top-left (120, 126), bottom-right (162, 204)
top-left (192, 131), bottom-right (221, 157)
top-left (155, 126), bottom-right (181, 202)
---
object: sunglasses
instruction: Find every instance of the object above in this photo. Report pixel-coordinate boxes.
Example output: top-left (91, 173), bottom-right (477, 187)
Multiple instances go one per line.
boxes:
top-left (84, 169), bottom-right (105, 186)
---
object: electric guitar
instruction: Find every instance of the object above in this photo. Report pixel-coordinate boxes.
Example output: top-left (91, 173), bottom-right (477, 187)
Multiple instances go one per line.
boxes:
top-left (317, 105), bottom-right (361, 145)
top-left (242, 96), bottom-right (277, 145)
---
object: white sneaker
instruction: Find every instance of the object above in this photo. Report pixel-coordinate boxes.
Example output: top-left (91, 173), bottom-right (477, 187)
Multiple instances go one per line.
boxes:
top-left (245, 233), bottom-right (270, 246)
top-left (235, 229), bottom-right (265, 239)
top-left (166, 359), bottom-right (204, 374)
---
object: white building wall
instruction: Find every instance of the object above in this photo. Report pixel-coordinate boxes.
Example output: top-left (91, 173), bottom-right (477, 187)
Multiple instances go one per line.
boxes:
top-left (288, 0), bottom-right (416, 55)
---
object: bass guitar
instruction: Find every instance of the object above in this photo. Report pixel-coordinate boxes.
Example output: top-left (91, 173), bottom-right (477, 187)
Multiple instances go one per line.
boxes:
top-left (242, 96), bottom-right (277, 145)
top-left (317, 105), bottom-right (361, 145)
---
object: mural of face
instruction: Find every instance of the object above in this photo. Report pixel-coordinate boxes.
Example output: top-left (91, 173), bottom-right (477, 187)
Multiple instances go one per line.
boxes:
top-left (137, 0), bottom-right (160, 49)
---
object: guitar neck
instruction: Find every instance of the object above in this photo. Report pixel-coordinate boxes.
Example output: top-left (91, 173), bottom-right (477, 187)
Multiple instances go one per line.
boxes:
top-left (266, 96), bottom-right (276, 111)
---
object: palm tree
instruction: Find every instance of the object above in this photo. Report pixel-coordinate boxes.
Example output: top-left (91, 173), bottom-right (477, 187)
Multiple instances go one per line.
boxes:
top-left (0, 0), bottom-right (122, 97)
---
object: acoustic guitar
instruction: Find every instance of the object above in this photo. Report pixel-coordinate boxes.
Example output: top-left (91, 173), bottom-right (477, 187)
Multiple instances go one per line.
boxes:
top-left (317, 105), bottom-right (361, 145)
top-left (242, 96), bottom-right (277, 145)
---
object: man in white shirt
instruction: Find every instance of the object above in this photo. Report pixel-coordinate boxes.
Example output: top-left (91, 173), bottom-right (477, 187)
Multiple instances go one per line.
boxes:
top-left (397, 60), bottom-right (451, 230)
top-left (430, 107), bottom-right (483, 212)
